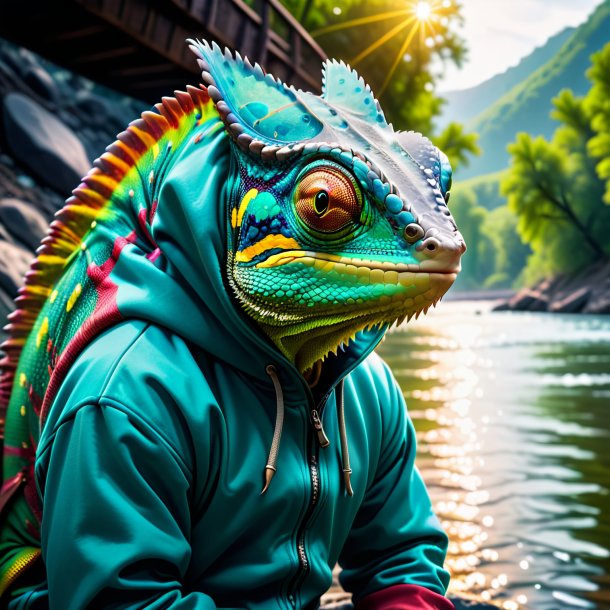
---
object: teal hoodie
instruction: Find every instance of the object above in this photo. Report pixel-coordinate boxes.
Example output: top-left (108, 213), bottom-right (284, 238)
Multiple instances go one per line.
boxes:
top-left (2, 58), bottom-right (455, 610)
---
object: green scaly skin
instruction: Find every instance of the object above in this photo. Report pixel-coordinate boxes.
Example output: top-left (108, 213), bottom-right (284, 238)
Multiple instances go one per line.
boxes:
top-left (0, 39), bottom-right (465, 596)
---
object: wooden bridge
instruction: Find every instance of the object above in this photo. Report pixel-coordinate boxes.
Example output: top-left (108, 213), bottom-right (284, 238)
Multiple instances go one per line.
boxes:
top-left (0, 0), bottom-right (327, 101)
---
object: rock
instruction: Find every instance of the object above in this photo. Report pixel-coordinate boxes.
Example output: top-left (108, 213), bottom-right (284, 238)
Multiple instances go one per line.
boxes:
top-left (23, 66), bottom-right (59, 103)
top-left (2, 92), bottom-right (90, 195)
top-left (0, 198), bottom-right (49, 251)
top-left (550, 287), bottom-right (591, 313)
top-left (16, 174), bottom-right (36, 189)
top-left (59, 108), bottom-right (82, 132)
top-left (0, 49), bottom-right (24, 79)
top-left (0, 286), bottom-right (16, 331)
top-left (0, 223), bottom-right (13, 244)
top-left (16, 47), bottom-right (39, 73)
top-left (492, 301), bottom-right (511, 312)
top-left (507, 289), bottom-right (549, 312)
top-left (0, 154), bottom-right (14, 168)
top-left (75, 94), bottom-right (109, 125)
top-left (585, 294), bottom-right (610, 314)
top-left (0, 240), bottom-right (32, 299)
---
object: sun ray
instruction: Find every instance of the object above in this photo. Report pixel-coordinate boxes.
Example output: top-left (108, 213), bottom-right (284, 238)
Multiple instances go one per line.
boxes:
top-left (349, 15), bottom-right (417, 67)
top-left (311, 9), bottom-right (412, 38)
top-left (377, 21), bottom-right (421, 98)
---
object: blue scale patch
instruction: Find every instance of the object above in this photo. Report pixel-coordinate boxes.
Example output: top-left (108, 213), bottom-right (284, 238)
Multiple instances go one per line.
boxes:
top-left (239, 213), bottom-right (291, 249)
top-left (322, 60), bottom-right (387, 126)
top-left (191, 40), bottom-right (324, 144)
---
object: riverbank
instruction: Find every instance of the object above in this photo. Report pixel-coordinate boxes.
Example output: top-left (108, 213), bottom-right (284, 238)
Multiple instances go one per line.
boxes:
top-left (494, 259), bottom-right (610, 314)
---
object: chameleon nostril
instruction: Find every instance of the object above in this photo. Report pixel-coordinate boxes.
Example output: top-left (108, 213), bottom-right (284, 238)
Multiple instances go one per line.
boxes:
top-left (419, 237), bottom-right (441, 256)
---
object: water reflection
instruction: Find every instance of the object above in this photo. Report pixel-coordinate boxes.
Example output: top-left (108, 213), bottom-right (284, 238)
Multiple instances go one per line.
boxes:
top-left (377, 302), bottom-right (610, 610)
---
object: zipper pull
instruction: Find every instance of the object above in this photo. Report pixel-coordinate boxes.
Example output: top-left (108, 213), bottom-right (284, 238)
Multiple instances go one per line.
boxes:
top-left (311, 409), bottom-right (330, 447)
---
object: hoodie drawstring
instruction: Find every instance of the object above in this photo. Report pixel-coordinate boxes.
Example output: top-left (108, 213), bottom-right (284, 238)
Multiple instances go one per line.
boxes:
top-left (262, 365), bottom-right (285, 494)
top-left (261, 366), bottom-right (352, 497)
top-left (336, 380), bottom-right (353, 496)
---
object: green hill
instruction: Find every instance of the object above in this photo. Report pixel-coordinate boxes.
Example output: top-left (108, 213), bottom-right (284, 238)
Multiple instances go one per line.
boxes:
top-left (437, 26), bottom-right (574, 129)
top-left (454, 170), bottom-right (507, 211)
top-left (458, 0), bottom-right (610, 179)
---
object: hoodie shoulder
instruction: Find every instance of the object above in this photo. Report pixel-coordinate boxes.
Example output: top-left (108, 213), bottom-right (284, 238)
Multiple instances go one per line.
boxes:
top-left (40, 321), bottom-right (215, 461)
top-left (349, 351), bottom-right (402, 405)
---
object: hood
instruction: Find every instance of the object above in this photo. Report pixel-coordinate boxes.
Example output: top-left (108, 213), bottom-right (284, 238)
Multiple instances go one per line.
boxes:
top-left (106, 107), bottom-right (384, 405)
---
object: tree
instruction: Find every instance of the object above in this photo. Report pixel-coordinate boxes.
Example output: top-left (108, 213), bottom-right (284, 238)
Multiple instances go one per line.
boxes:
top-left (482, 206), bottom-right (530, 288)
top-left (584, 44), bottom-right (610, 204)
top-left (449, 186), bottom-right (494, 289)
top-left (432, 122), bottom-right (479, 170)
top-left (501, 44), bottom-right (610, 281)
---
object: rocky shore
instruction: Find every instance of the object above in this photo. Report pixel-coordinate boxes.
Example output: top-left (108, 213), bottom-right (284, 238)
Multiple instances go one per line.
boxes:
top-left (0, 37), bottom-right (142, 334)
top-left (494, 259), bottom-right (610, 314)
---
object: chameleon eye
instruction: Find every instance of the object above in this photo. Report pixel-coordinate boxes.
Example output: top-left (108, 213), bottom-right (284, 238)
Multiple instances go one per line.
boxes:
top-left (294, 167), bottom-right (362, 234)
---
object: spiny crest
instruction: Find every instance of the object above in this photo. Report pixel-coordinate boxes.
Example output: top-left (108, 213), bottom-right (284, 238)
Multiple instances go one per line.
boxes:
top-left (187, 40), bottom-right (449, 200)
top-left (321, 59), bottom-right (387, 126)
top-left (188, 39), bottom-right (324, 149)
top-left (0, 86), bottom-right (211, 433)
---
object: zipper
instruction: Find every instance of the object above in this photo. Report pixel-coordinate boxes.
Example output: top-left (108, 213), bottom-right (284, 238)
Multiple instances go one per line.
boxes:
top-left (310, 408), bottom-right (330, 447)
top-left (286, 402), bottom-right (326, 608)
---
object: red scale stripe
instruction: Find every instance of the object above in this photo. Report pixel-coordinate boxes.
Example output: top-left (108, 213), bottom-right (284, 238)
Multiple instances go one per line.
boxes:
top-left (0, 85), bottom-right (211, 439)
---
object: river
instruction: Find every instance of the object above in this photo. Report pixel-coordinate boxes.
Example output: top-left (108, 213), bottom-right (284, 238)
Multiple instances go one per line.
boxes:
top-left (376, 301), bottom-right (610, 609)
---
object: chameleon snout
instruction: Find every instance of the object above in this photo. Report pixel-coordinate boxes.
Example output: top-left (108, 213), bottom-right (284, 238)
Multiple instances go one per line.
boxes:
top-left (413, 226), bottom-right (466, 273)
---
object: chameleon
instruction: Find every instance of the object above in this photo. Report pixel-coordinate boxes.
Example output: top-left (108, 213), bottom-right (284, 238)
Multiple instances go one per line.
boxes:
top-left (0, 39), bottom-right (464, 600)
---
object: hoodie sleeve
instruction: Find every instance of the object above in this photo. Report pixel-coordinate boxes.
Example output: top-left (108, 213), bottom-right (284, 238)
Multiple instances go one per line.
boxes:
top-left (36, 401), bottom-right (227, 610)
top-left (338, 362), bottom-right (453, 610)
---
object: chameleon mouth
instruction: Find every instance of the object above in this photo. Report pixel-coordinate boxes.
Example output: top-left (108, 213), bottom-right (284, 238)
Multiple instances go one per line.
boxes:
top-left (234, 249), bottom-right (458, 371)
top-left (255, 250), bottom-right (461, 276)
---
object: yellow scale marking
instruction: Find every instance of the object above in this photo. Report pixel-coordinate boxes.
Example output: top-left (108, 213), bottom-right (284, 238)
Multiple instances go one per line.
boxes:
top-left (66, 283), bottom-right (82, 312)
top-left (235, 234), bottom-right (301, 263)
top-left (233, 188), bottom-right (259, 229)
top-left (35, 317), bottom-right (49, 349)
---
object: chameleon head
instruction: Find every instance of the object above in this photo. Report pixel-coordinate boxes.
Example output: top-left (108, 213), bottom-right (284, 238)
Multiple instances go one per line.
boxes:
top-left (190, 41), bottom-right (466, 373)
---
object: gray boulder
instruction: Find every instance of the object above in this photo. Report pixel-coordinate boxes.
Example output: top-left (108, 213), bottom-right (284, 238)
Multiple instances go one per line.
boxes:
top-left (550, 287), bottom-right (591, 313)
top-left (23, 66), bottom-right (59, 103)
top-left (2, 92), bottom-right (90, 195)
top-left (0, 198), bottom-right (49, 251)
top-left (506, 289), bottom-right (549, 312)
top-left (0, 239), bottom-right (32, 298)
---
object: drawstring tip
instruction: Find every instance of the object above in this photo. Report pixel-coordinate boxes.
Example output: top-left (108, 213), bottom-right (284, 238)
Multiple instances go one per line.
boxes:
top-left (343, 468), bottom-right (353, 496)
top-left (261, 465), bottom-right (276, 495)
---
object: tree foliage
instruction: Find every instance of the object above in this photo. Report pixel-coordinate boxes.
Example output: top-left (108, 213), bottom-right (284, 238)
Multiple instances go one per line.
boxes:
top-left (279, 0), bottom-right (478, 169)
top-left (449, 185), bottom-right (528, 290)
top-left (501, 43), bottom-right (610, 281)
top-left (585, 44), bottom-right (610, 204)
top-left (432, 122), bottom-right (480, 169)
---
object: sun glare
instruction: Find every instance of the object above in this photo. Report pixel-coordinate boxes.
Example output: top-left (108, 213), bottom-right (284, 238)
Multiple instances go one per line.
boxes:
top-left (312, 0), bottom-right (445, 97)
top-left (415, 1), bottom-right (432, 20)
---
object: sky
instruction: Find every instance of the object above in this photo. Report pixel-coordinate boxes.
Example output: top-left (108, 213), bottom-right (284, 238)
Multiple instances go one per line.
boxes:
top-left (437, 0), bottom-right (606, 92)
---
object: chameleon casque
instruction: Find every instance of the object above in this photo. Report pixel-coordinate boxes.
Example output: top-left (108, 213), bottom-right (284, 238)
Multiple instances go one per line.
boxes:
top-left (0, 40), bottom-right (465, 603)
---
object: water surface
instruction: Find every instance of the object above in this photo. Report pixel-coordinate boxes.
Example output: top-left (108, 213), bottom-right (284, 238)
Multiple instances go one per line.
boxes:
top-left (377, 302), bottom-right (610, 610)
